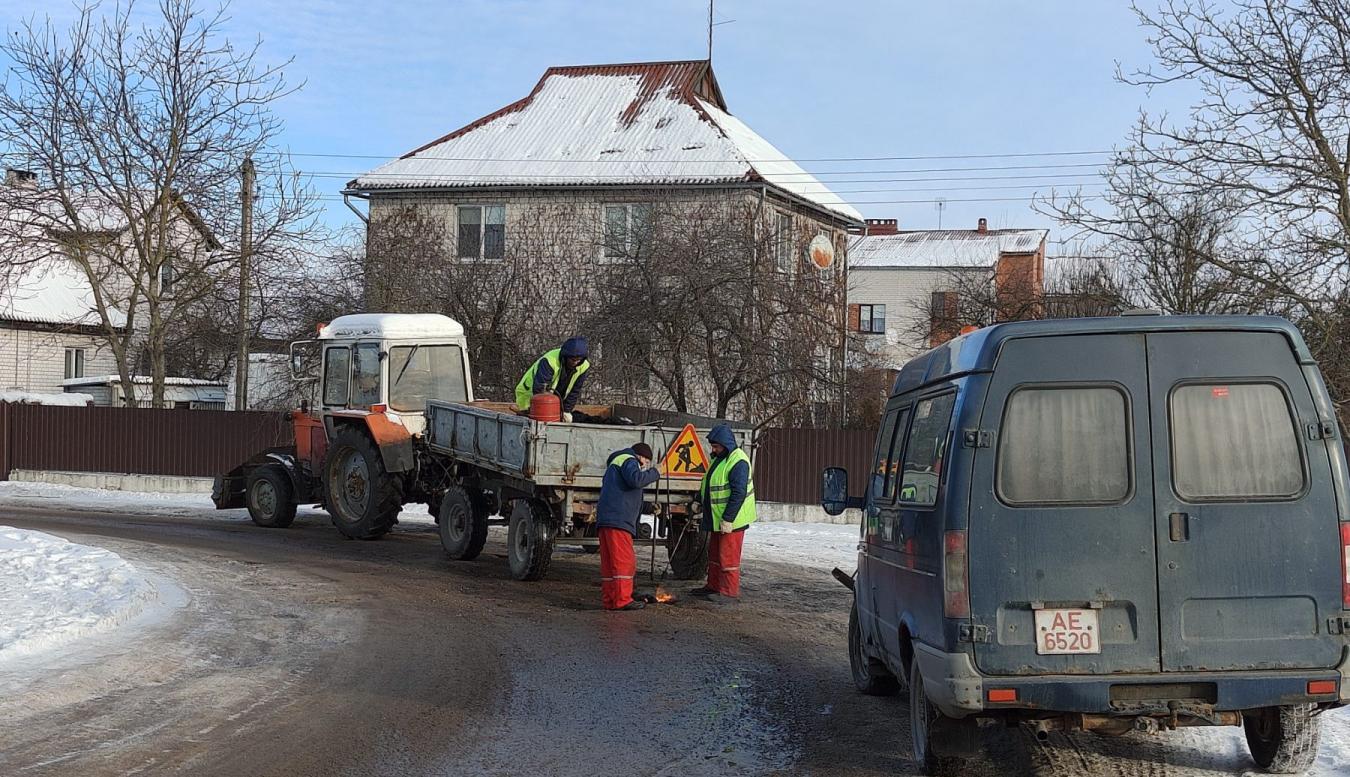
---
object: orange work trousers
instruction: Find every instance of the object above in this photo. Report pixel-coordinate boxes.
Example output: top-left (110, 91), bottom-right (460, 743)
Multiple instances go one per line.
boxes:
top-left (706, 528), bottom-right (746, 598)
top-left (599, 527), bottom-right (636, 610)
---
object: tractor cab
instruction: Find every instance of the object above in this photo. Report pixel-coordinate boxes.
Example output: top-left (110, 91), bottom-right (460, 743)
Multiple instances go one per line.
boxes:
top-left (296, 313), bottom-right (474, 437)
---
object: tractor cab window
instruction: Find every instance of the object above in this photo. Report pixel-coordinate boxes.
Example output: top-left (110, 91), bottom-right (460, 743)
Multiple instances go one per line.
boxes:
top-left (389, 344), bottom-right (469, 412)
top-left (351, 343), bottom-right (383, 407)
top-left (323, 347), bottom-right (351, 406)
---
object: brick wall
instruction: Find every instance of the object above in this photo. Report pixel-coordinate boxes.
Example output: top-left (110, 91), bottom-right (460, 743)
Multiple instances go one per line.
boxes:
top-left (0, 326), bottom-right (118, 394)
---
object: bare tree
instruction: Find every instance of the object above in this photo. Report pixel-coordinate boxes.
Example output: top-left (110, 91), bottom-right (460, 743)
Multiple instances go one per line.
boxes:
top-left (0, 0), bottom-right (313, 406)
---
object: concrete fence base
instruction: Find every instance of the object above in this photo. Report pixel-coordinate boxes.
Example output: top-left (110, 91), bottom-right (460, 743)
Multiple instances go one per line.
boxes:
top-left (756, 502), bottom-right (860, 525)
top-left (9, 469), bottom-right (215, 494)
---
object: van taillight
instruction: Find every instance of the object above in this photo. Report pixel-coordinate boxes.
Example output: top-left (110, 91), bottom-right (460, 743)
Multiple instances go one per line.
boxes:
top-left (944, 530), bottom-right (970, 618)
top-left (1341, 522), bottom-right (1350, 610)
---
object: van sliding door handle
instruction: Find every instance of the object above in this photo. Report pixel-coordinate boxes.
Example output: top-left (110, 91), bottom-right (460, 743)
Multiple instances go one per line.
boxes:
top-left (1168, 512), bottom-right (1190, 542)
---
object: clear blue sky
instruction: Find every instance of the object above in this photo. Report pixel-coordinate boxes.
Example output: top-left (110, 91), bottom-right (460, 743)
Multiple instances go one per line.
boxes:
top-left (3, 0), bottom-right (1193, 248)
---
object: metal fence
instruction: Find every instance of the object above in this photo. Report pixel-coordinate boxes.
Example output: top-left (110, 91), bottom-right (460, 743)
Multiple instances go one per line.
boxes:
top-left (754, 427), bottom-right (875, 504)
top-left (0, 403), bottom-right (293, 480)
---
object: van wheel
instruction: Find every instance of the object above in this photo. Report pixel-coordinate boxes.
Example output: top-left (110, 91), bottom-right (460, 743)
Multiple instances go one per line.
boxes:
top-left (1243, 704), bottom-right (1321, 774)
top-left (909, 662), bottom-right (961, 776)
top-left (246, 464), bottom-right (297, 528)
top-left (849, 602), bottom-right (898, 695)
top-left (438, 486), bottom-right (489, 561)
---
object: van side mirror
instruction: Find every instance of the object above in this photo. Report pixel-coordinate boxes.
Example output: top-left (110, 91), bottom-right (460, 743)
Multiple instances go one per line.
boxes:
top-left (822, 467), bottom-right (850, 516)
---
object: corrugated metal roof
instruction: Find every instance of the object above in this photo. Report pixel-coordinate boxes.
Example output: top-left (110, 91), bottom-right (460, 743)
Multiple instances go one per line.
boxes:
top-left (0, 261), bottom-right (127, 328)
top-left (848, 229), bottom-right (1048, 269)
top-left (347, 61), bottom-right (862, 222)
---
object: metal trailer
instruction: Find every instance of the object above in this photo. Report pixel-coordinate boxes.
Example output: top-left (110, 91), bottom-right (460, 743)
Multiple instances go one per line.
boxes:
top-left (422, 400), bottom-right (755, 582)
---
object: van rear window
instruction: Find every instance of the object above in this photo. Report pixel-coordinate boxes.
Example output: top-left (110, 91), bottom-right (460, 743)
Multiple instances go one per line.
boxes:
top-left (1170, 383), bottom-right (1304, 500)
top-left (997, 386), bottom-right (1131, 505)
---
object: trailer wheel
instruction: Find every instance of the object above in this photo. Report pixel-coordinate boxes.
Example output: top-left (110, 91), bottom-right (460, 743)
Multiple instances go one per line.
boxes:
top-left (1244, 704), bottom-right (1321, 774)
top-left (439, 485), bottom-right (489, 561)
top-left (324, 426), bottom-right (402, 540)
top-left (508, 499), bottom-right (555, 581)
top-left (665, 518), bottom-right (708, 579)
top-left (245, 464), bottom-right (297, 528)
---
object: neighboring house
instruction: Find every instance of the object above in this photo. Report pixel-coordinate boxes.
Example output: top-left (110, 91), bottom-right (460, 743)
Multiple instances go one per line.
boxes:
top-left (0, 168), bottom-right (228, 407)
top-left (62, 375), bottom-right (226, 409)
top-left (848, 218), bottom-right (1048, 366)
top-left (344, 59), bottom-right (862, 416)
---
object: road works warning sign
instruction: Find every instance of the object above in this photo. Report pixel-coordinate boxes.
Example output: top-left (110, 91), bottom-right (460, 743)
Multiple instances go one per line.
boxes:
top-left (661, 424), bottom-right (709, 478)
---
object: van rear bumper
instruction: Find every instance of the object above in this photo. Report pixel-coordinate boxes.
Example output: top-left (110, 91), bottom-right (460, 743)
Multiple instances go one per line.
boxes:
top-left (914, 642), bottom-right (1349, 719)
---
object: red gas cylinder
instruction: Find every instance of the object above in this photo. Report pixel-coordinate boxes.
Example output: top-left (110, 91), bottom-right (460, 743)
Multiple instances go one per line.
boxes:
top-left (529, 393), bottom-right (562, 422)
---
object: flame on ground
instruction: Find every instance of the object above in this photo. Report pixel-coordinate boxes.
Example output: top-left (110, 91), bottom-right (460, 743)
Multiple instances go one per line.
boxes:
top-left (655, 586), bottom-right (676, 603)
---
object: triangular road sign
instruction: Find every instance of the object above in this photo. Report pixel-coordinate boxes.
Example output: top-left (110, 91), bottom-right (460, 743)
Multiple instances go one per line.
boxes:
top-left (661, 424), bottom-right (709, 478)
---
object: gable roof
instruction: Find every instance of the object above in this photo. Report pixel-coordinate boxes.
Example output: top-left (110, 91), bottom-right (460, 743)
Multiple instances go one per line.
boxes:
top-left (346, 60), bottom-right (862, 223)
top-left (0, 260), bottom-right (127, 328)
top-left (849, 228), bottom-right (1048, 269)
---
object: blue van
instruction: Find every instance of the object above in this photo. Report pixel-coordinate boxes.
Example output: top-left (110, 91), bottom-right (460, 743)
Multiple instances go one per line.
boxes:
top-left (822, 315), bottom-right (1350, 774)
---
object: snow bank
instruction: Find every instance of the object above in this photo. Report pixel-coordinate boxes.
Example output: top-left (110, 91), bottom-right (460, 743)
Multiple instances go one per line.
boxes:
top-left (744, 521), bottom-right (858, 573)
top-left (0, 391), bottom-right (93, 406)
top-left (0, 526), bottom-right (154, 662)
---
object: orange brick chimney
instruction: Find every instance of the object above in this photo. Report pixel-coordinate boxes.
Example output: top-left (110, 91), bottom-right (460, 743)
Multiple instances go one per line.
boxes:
top-left (865, 218), bottom-right (898, 235)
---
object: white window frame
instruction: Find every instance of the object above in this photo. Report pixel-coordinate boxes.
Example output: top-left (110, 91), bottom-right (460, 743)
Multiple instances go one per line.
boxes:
top-left (457, 204), bottom-right (506, 261)
top-left (601, 203), bottom-right (652, 262)
top-left (64, 347), bottom-right (86, 379)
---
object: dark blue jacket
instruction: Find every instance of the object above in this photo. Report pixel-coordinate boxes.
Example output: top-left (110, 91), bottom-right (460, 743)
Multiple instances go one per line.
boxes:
top-left (699, 424), bottom-right (749, 532)
top-left (532, 336), bottom-right (590, 412)
top-left (596, 447), bottom-right (660, 535)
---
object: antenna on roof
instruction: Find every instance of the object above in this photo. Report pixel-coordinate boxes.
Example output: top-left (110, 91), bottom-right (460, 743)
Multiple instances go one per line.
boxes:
top-left (935, 197), bottom-right (947, 229)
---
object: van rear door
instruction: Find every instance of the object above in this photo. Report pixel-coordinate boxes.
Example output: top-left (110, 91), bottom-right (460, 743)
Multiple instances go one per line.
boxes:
top-left (1146, 331), bottom-right (1343, 672)
top-left (968, 334), bottom-right (1162, 675)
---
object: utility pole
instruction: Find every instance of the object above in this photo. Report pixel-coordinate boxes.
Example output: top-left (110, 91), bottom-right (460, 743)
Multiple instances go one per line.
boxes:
top-left (235, 156), bottom-right (254, 411)
top-left (707, 0), bottom-right (714, 61)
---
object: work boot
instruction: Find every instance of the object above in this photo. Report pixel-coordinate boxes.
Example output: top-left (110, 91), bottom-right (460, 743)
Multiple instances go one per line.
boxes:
top-left (634, 592), bottom-right (658, 604)
top-left (705, 593), bottom-right (739, 606)
top-left (615, 600), bottom-right (646, 611)
top-left (688, 586), bottom-right (715, 598)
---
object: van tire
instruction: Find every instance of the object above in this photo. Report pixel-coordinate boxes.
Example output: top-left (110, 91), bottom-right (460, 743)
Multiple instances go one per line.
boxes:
top-left (245, 464), bottom-right (297, 528)
top-left (324, 426), bottom-right (402, 540)
top-left (438, 486), bottom-right (489, 561)
top-left (849, 602), bottom-right (898, 695)
top-left (508, 499), bottom-right (555, 581)
top-left (1243, 704), bottom-right (1321, 774)
top-left (909, 661), bottom-right (961, 776)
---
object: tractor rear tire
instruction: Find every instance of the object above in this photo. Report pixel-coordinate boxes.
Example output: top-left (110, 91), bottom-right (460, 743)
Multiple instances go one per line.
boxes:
top-left (508, 498), bottom-right (555, 581)
top-left (665, 517), bottom-right (708, 580)
top-left (439, 485), bottom-right (489, 561)
top-left (245, 464), bottom-right (297, 528)
top-left (324, 426), bottom-right (402, 540)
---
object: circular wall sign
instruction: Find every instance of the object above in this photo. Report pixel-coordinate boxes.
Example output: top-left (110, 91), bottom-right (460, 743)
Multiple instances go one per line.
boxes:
top-left (808, 234), bottom-right (835, 269)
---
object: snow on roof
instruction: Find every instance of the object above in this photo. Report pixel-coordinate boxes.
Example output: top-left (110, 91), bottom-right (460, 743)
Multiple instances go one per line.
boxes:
top-left (347, 61), bottom-right (862, 223)
top-left (849, 229), bottom-right (1048, 269)
top-left (0, 390), bottom-right (93, 406)
top-left (62, 375), bottom-right (225, 387)
top-left (0, 261), bottom-right (127, 328)
top-left (319, 313), bottom-right (466, 341)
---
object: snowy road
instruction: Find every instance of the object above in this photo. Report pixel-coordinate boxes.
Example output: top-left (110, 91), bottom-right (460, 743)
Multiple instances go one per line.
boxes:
top-left (0, 490), bottom-right (1346, 776)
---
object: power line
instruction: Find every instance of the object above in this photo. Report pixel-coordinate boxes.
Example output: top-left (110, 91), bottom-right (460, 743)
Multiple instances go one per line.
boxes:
top-left (258, 148), bottom-right (1116, 164)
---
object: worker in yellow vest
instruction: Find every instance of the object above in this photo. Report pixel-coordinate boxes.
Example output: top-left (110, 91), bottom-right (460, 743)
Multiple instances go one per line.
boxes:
top-left (689, 423), bottom-right (755, 604)
top-left (514, 337), bottom-right (590, 421)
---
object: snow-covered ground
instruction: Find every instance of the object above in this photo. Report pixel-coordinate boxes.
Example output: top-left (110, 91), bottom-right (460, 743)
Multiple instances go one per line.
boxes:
top-left (0, 526), bottom-right (155, 662)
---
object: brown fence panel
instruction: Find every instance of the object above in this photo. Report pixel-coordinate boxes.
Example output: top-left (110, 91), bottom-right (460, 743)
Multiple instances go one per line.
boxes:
top-left (1, 405), bottom-right (294, 479)
top-left (754, 427), bottom-right (876, 504)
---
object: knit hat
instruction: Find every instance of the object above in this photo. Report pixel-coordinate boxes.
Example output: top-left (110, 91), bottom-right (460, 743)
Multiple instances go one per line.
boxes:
top-left (631, 442), bottom-right (654, 460)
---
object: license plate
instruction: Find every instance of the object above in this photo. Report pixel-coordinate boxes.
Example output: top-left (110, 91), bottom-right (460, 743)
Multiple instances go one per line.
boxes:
top-left (1034, 608), bottom-right (1101, 655)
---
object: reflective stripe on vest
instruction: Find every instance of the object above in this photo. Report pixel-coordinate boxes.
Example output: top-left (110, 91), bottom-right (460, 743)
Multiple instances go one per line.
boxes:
top-left (514, 348), bottom-right (590, 410)
top-left (702, 448), bottom-right (756, 531)
top-left (610, 453), bottom-right (634, 470)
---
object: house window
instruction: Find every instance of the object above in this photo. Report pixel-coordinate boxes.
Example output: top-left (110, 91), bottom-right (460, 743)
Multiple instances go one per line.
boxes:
top-left (457, 205), bottom-right (506, 260)
top-left (64, 348), bottom-right (86, 379)
top-left (159, 262), bottom-right (175, 296)
top-left (603, 204), bottom-right (652, 260)
top-left (775, 212), bottom-right (795, 272)
top-left (857, 304), bottom-right (886, 334)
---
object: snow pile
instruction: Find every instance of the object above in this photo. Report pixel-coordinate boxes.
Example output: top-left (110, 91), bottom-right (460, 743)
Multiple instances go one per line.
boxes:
top-left (0, 526), bottom-right (154, 661)
top-left (745, 521), bottom-right (858, 572)
top-left (0, 481), bottom-right (225, 517)
top-left (0, 391), bottom-right (93, 407)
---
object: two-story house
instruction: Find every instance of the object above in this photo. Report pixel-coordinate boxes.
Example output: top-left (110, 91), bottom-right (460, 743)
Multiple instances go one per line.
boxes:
top-left (344, 60), bottom-right (863, 420)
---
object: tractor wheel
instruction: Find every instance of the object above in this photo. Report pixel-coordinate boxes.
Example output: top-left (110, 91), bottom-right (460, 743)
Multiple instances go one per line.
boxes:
top-left (439, 485), bottom-right (489, 561)
top-left (324, 426), bottom-right (402, 540)
top-left (245, 464), bottom-right (297, 528)
top-left (507, 499), bottom-right (555, 581)
top-left (665, 517), bottom-right (708, 580)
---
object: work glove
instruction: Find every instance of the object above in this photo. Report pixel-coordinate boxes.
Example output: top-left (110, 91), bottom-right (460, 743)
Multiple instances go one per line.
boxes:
top-left (719, 520), bottom-right (735, 534)
top-left (561, 411), bottom-right (573, 423)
